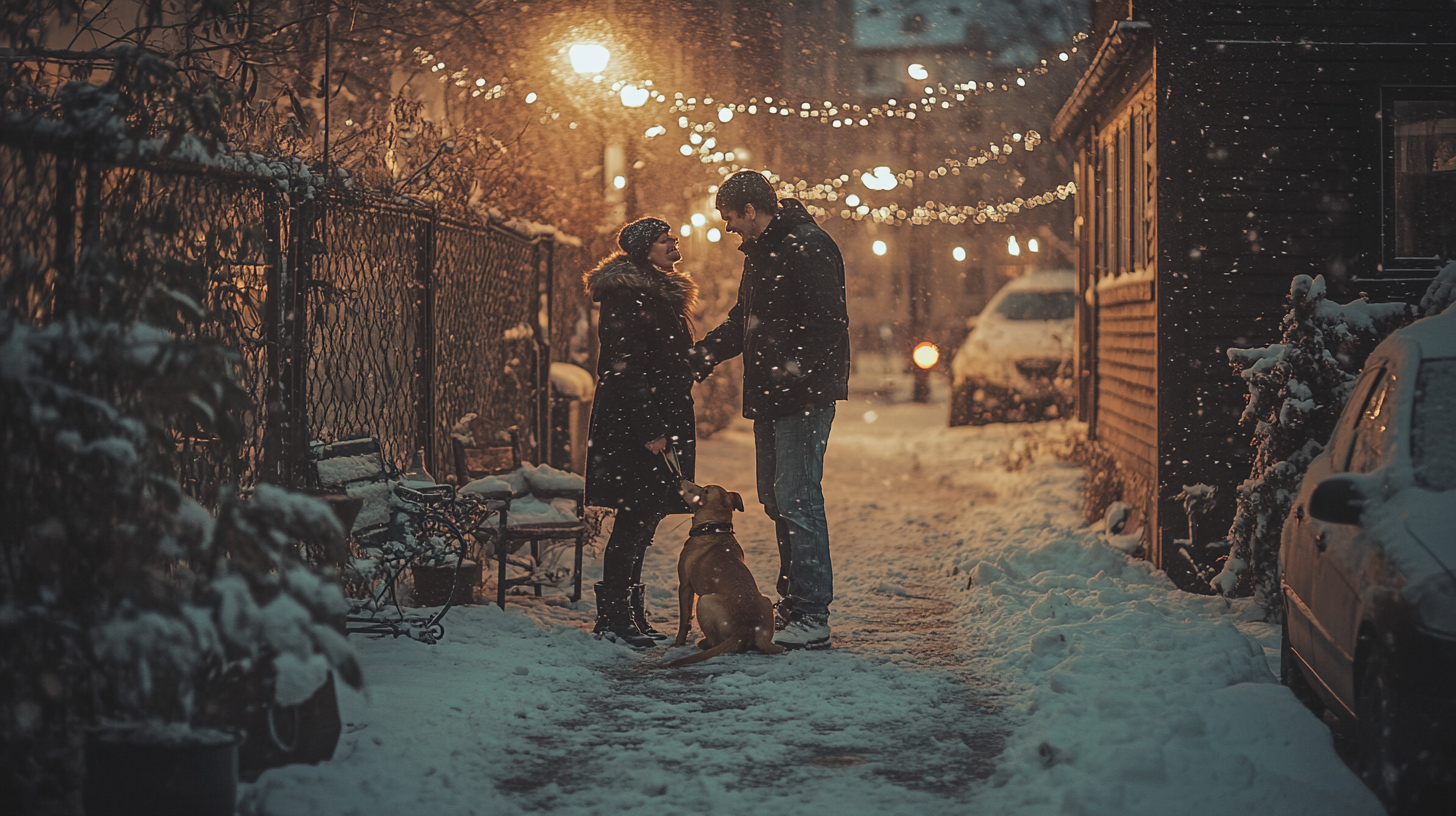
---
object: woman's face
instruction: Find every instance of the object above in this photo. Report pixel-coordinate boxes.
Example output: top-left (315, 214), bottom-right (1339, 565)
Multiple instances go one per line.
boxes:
top-left (646, 230), bottom-right (681, 269)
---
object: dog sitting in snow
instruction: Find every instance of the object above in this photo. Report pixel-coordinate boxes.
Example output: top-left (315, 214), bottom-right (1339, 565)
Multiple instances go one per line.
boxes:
top-left (665, 480), bottom-right (785, 668)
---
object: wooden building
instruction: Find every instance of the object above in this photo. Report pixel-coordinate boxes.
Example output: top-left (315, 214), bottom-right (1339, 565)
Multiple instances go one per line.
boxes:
top-left (1051, 0), bottom-right (1456, 589)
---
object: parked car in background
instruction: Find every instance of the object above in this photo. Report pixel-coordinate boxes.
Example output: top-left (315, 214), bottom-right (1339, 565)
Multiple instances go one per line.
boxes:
top-left (948, 269), bottom-right (1076, 426)
top-left (1279, 306), bottom-right (1456, 813)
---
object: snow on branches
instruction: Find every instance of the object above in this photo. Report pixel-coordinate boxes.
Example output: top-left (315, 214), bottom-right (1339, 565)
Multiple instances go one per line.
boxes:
top-left (1210, 274), bottom-right (1409, 616)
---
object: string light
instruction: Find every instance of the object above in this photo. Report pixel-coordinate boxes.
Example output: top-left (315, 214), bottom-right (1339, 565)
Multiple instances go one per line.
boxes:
top-left (414, 31), bottom-right (1089, 131)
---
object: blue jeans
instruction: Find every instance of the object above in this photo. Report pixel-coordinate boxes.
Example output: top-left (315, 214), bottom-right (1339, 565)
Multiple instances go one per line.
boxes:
top-left (754, 404), bottom-right (835, 617)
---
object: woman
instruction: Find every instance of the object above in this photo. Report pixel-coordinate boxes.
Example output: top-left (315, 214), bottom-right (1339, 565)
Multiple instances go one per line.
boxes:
top-left (583, 217), bottom-right (697, 648)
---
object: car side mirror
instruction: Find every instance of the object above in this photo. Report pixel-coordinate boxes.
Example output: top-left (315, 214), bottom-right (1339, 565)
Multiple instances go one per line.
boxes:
top-left (1308, 477), bottom-right (1366, 526)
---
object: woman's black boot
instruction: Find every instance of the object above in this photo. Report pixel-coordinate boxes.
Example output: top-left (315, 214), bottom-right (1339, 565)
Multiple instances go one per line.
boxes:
top-left (630, 584), bottom-right (673, 643)
top-left (593, 582), bottom-right (656, 648)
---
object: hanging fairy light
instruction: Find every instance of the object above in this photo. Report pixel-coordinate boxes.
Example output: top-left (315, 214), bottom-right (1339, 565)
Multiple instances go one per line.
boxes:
top-left (419, 31), bottom-right (1090, 132)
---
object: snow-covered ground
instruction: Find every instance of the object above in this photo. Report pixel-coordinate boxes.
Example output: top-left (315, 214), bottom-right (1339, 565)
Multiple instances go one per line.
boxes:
top-left (239, 375), bottom-right (1383, 816)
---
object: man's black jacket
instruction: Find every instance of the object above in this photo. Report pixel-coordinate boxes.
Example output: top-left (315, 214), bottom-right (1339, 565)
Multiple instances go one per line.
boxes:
top-left (693, 199), bottom-right (850, 420)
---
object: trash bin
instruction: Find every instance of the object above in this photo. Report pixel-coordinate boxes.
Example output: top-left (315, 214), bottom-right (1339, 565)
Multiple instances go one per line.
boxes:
top-left (549, 362), bottom-right (595, 474)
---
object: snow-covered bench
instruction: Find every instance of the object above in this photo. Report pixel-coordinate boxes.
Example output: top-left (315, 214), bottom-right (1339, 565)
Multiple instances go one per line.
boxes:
top-left (451, 420), bottom-right (588, 608)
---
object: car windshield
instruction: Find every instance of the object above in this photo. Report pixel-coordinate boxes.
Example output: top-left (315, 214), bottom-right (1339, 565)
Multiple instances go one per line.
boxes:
top-left (1412, 358), bottom-right (1456, 491)
top-left (994, 290), bottom-right (1077, 321)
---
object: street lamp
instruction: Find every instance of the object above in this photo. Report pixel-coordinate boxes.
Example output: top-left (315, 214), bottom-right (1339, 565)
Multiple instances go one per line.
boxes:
top-left (912, 342), bottom-right (938, 403)
top-left (568, 44), bottom-right (610, 74)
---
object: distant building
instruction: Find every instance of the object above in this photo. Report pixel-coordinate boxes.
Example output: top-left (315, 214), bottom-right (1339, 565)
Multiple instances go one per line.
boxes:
top-left (763, 0), bottom-right (1088, 375)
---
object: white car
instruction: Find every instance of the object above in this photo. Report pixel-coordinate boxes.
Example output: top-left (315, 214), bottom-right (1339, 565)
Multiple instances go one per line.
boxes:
top-left (949, 269), bottom-right (1076, 426)
top-left (1280, 305), bottom-right (1456, 811)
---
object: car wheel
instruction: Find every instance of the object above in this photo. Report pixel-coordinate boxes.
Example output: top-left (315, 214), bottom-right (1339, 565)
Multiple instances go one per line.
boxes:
top-left (1358, 641), bottom-right (1422, 814)
top-left (949, 384), bottom-right (974, 427)
top-left (1279, 615), bottom-right (1325, 718)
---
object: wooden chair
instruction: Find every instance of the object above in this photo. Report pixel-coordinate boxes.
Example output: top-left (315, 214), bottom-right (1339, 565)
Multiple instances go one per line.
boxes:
top-left (452, 422), bottom-right (587, 608)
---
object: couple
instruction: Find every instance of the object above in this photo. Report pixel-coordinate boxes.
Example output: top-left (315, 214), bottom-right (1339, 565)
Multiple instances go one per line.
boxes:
top-left (581, 170), bottom-right (851, 653)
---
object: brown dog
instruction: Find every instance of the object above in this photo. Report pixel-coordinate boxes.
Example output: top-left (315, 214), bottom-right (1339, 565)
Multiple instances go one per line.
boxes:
top-left (665, 480), bottom-right (785, 668)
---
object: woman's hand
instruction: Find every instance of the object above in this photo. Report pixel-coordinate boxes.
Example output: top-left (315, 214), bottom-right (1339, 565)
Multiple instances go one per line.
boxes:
top-left (645, 436), bottom-right (668, 455)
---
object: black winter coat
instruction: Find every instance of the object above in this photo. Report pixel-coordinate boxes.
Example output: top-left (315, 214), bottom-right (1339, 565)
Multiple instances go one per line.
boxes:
top-left (582, 253), bottom-right (698, 515)
top-left (693, 199), bottom-right (850, 420)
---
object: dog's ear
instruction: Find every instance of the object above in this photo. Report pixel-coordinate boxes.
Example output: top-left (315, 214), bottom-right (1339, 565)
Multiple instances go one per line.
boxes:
top-left (729, 492), bottom-right (744, 513)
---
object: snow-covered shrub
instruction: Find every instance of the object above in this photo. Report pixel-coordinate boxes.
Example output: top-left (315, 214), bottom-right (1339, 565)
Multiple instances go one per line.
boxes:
top-left (1211, 275), bottom-right (1409, 615)
top-left (1, 59), bottom-right (360, 813)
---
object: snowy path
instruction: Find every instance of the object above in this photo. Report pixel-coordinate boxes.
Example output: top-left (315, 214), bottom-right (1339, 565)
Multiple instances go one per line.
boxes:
top-left (240, 382), bottom-right (1384, 816)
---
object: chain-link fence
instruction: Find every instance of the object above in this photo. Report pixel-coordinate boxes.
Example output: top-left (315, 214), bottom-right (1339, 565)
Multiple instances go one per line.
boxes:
top-left (1, 138), bottom-right (580, 503)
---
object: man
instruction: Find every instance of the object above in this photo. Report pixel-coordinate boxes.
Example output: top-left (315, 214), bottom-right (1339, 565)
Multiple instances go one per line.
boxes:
top-left (689, 170), bottom-right (850, 650)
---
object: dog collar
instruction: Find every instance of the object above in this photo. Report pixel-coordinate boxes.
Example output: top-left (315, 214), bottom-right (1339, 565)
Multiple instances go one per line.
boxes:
top-left (688, 522), bottom-right (734, 537)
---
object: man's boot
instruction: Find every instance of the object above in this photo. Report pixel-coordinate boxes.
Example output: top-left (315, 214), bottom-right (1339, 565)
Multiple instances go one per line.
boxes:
top-left (593, 582), bottom-right (656, 648)
top-left (629, 584), bottom-right (672, 643)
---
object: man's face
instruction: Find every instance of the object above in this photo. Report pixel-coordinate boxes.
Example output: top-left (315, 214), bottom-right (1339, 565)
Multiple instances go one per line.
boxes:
top-left (720, 204), bottom-right (761, 241)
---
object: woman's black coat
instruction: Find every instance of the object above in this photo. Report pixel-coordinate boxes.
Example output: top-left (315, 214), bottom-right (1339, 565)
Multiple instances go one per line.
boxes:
top-left (583, 253), bottom-right (697, 515)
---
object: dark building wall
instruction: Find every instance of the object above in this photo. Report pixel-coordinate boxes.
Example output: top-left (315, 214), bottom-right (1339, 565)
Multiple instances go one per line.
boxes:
top-left (1149, 0), bottom-right (1456, 588)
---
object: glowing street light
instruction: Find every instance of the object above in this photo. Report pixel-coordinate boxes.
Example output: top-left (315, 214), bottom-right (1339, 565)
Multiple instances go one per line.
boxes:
top-left (872, 240), bottom-right (888, 256)
top-left (912, 342), bottom-right (940, 369)
top-left (707, 228), bottom-right (722, 243)
top-left (679, 224), bottom-right (691, 237)
top-left (1028, 238), bottom-right (1040, 253)
top-left (612, 175), bottom-right (626, 190)
top-left (619, 84), bottom-right (649, 107)
top-left (908, 63), bottom-right (929, 80)
top-left (690, 213), bottom-right (706, 227)
top-left (1007, 236), bottom-right (1021, 256)
top-left (952, 246), bottom-right (967, 262)
top-left (569, 44), bottom-right (610, 74)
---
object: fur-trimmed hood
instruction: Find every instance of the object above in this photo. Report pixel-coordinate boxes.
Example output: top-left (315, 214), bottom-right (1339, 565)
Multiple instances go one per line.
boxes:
top-left (583, 252), bottom-right (698, 321)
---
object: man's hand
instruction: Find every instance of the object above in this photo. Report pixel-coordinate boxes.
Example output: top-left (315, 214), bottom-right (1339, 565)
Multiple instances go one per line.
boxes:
top-left (685, 345), bottom-right (716, 381)
top-left (645, 436), bottom-right (668, 455)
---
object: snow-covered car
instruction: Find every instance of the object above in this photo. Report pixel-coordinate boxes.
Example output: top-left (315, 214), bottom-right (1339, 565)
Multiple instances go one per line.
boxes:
top-left (948, 269), bottom-right (1076, 426)
top-left (1279, 306), bottom-right (1456, 811)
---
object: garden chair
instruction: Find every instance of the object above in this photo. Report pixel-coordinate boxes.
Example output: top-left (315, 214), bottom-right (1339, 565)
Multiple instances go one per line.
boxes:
top-left (450, 420), bottom-right (588, 608)
top-left (310, 436), bottom-right (486, 643)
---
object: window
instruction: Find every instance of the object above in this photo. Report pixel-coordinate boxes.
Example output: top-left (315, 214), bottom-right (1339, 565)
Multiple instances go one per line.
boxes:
top-left (1093, 83), bottom-right (1156, 282)
top-left (1383, 89), bottom-right (1456, 274)
top-left (1412, 359), bottom-right (1456, 490)
top-left (995, 290), bottom-right (1077, 320)
top-left (1328, 365), bottom-right (1384, 470)
top-left (1347, 372), bottom-right (1397, 473)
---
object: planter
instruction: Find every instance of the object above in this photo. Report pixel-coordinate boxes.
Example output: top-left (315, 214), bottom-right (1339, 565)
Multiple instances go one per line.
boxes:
top-left (84, 724), bottom-right (238, 816)
top-left (411, 559), bottom-right (481, 607)
top-left (238, 672), bottom-right (342, 782)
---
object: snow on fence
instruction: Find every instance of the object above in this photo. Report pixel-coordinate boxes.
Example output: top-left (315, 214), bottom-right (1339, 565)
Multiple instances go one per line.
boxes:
top-left (0, 140), bottom-right (595, 502)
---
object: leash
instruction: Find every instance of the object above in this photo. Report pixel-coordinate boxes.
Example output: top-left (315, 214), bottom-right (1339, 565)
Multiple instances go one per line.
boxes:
top-left (661, 445), bottom-right (683, 478)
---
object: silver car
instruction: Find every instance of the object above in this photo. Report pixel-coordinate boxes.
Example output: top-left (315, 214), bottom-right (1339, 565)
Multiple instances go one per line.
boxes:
top-left (948, 269), bottom-right (1076, 426)
top-left (1280, 306), bottom-right (1456, 812)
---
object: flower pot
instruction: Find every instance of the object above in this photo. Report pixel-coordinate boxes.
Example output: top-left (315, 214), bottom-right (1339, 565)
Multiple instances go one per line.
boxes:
top-left (238, 671), bottom-right (342, 782)
top-left (84, 724), bottom-right (238, 816)
top-left (411, 559), bottom-right (481, 607)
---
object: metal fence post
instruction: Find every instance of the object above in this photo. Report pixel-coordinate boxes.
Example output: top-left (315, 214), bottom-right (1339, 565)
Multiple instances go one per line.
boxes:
top-left (536, 239), bottom-right (554, 467)
top-left (416, 212), bottom-right (438, 474)
top-left (280, 198), bottom-right (319, 488)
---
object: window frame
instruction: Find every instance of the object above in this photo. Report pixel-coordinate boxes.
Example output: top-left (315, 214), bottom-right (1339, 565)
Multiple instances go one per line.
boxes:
top-left (1379, 86), bottom-right (1456, 278)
